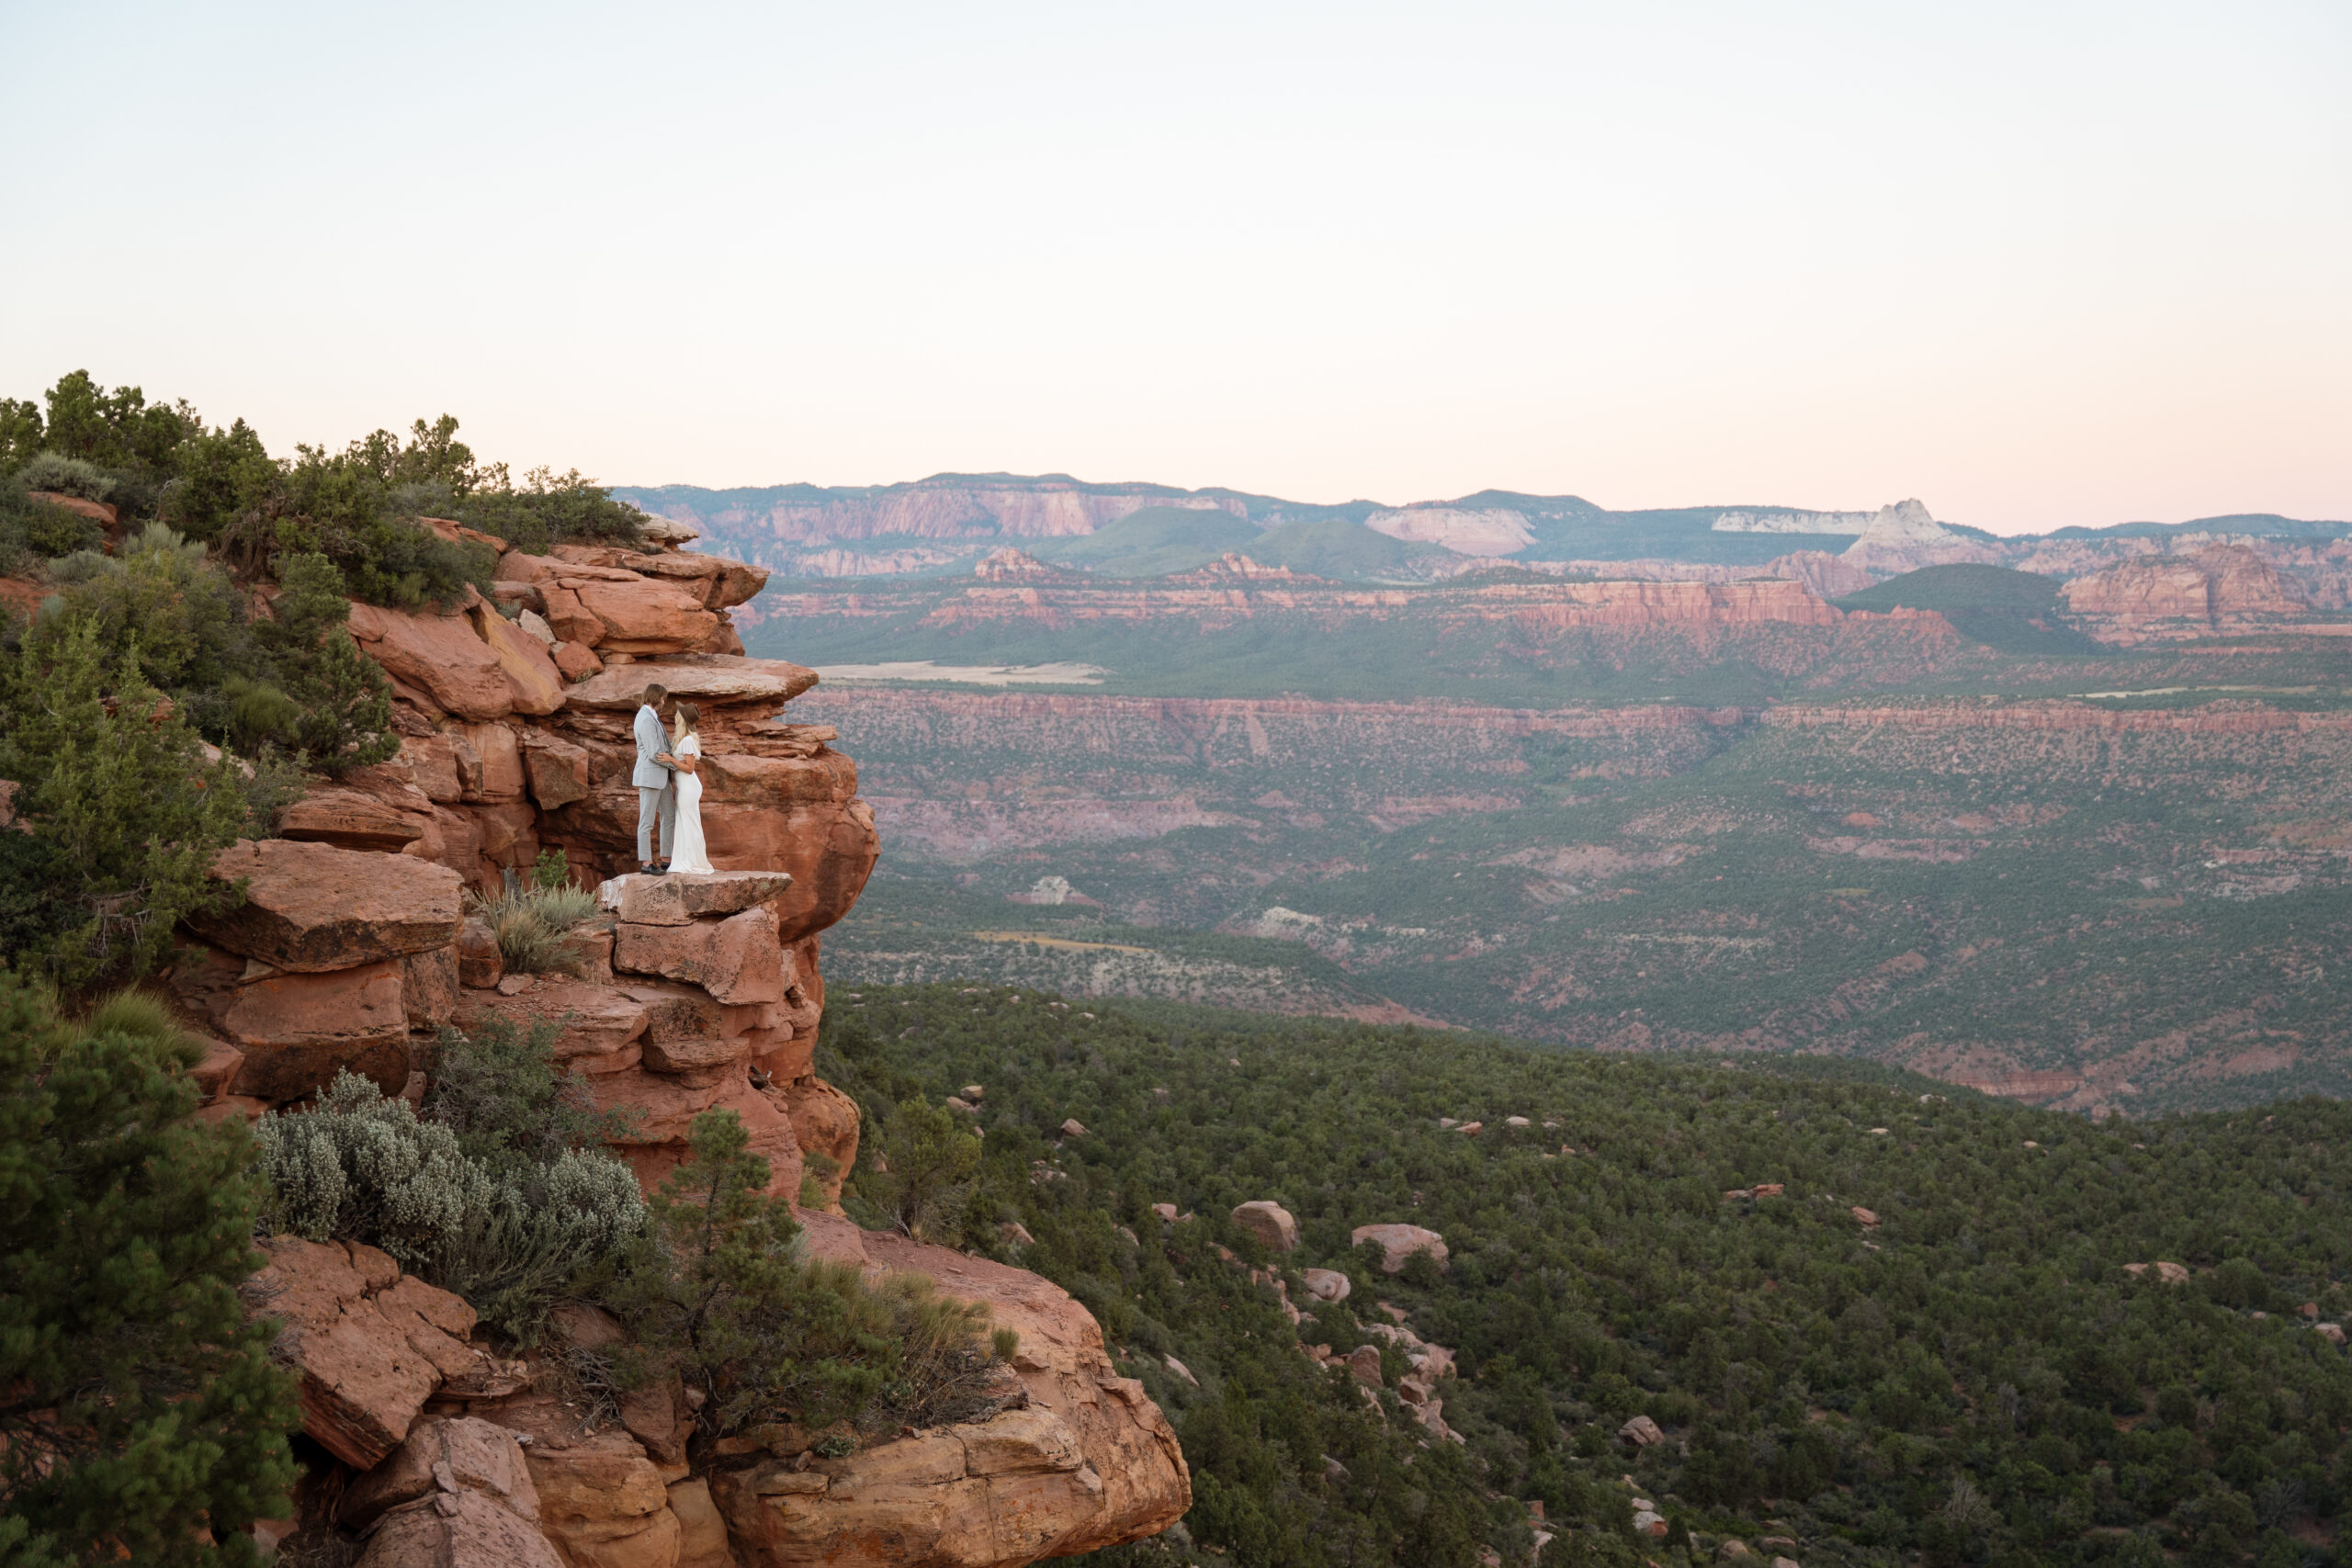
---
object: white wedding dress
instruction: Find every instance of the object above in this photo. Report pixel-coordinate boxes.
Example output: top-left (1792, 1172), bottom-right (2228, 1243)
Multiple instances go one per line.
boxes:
top-left (668, 734), bottom-right (714, 874)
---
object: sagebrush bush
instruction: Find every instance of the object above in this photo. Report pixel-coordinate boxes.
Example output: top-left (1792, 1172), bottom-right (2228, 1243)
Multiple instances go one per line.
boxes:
top-left (254, 1071), bottom-right (646, 1343)
top-left (14, 451), bottom-right (116, 502)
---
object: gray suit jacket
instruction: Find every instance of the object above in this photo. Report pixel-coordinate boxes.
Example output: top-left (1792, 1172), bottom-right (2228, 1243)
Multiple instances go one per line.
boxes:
top-left (632, 705), bottom-right (673, 790)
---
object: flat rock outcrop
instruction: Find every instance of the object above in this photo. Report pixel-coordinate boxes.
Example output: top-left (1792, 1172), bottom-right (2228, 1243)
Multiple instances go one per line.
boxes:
top-left (711, 1213), bottom-right (1190, 1568)
top-left (193, 839), bottom-right (462, 971)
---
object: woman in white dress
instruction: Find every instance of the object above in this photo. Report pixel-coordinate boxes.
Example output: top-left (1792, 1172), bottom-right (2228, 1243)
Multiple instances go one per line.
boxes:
top-left (664, 702), bottom-right (715, 874)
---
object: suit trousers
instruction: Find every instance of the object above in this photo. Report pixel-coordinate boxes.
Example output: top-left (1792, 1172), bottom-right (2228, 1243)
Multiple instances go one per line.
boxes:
top-left (637, 784), bottom-right (676, 863)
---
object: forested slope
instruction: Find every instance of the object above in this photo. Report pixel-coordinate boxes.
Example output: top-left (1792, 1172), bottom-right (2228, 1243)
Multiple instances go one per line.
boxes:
top-left (825, 986), bottom-right (2352, 1568)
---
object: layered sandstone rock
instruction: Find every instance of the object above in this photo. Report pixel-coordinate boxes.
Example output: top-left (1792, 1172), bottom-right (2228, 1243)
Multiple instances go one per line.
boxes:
top-left (193, 517), bottom-right (1181, 1568)
top-left (710, 1214), bottom-right (1191, 1568)
top-left (2062, 543), bottom-right (2311, 642)
top-left (244, 1238), bottom-right (523, 1470)
top-left (194, 839), bottom-right (462, 971)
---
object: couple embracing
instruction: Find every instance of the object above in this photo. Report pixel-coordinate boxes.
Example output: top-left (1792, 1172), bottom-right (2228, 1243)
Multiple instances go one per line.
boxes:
top-left (632, 682), bottom-right (714, 875)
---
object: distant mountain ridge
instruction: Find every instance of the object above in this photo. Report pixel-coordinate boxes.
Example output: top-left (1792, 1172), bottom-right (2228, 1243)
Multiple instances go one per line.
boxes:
top-left (610, 472), bottom-right (2352, 584)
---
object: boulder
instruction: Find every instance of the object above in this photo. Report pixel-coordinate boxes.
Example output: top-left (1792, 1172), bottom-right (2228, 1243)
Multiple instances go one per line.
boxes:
top-left (452, 723), bottom-right (527, 802)
top-left (524, 1429), bottom-right (683, 1568)
top-left (612, 907), bottom-right (786, 1005)
top-left (569, 577), bottom-right (720, 654)
top-left (1850, 1206), bottom-right (1881, 1227)
top-left (458, 917), bottom-right (503, 989)
top-left (243, 1237), bottom-right (488, 1470)
top-left (466, 602), bottom-right (567, 716)
top-left (194, 840), bottom-right (462, 971)
top-left (523, 734), bottom-right (593, 809)
top-left (1302, 1269), bottom-right (1351, 1304)
top-left (667, 1478), bottom-right (740, 1568)
top-left (341, 1416), bottom-right (544, 1530)
top-left (1347, 1345), bottom-right (1384, 1387)
top-left (1351, 1224), bottom-right (1448, 1274)
top-left (776, 1076), bottom-right (861, 1205)
top-left (553, 639), bottom-right (605, 681)
top-left (276, 786), bottom-right (431, 852)
top-left (346, 601), bottom-right (518, 721)
top-left (598, 870), bottom-right (797, 927)
top-left (215, 960), bottom-right (411, 1101)
top-left (713, 1381), bottom-right (1166, 1568)
top-left (400, 946), bottom-right (461, 1029)
top-left (1231, 1201), bottom-right (1300, 1253)
top-left (355, 1489), bottom-right (567, 1568)
top-left (401, 736), bottom-right (466, 804)
top-left (1619, 1415), bottom-right (1666, 1446)
top-left (564, 656), bottom-right (820, 712)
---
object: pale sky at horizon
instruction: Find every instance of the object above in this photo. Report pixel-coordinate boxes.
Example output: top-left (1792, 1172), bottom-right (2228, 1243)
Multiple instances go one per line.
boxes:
top-left (2, 1), bottom-right (2346, 533)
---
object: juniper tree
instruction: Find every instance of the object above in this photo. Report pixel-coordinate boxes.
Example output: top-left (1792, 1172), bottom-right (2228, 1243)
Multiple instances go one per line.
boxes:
top-left (252, 551), bottom-right (396, 774)
top-left (0, 973), bottom-right (299, 1565)
top-left (0, 618), bottom-right (246, 987)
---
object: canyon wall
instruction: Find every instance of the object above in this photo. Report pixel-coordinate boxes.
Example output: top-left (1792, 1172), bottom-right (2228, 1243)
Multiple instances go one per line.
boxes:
top-left (628, 475), bottom-right (1249, 551)
top-left (154, 523), bottom-right (1186, 1566)
top-left (2061, 543), bottom-right (2316, 642)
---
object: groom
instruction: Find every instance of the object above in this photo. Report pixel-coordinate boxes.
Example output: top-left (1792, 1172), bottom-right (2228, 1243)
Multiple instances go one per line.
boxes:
top-left (633, 682), bottom-right (679, 874)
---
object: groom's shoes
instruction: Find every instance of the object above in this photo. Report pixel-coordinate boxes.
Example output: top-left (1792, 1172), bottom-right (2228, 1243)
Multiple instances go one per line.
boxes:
top-left (639, 863), bottom-right (666, 876)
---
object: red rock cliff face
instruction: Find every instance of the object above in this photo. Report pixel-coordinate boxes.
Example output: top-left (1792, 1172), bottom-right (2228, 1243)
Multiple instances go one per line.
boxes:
top-left (180, 525), bottom-right (1189, 1566)
top-left (2061, 544), bottom-right (2312, 642)
top-left (782, 573), bottom-right (1848, 636)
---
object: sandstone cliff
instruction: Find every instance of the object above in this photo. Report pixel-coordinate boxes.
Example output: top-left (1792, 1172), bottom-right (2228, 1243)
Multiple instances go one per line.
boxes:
top-left (160, 520), bottom-right (1186, 1565)
top-left (2061, 542), bottom-right (2313, 642)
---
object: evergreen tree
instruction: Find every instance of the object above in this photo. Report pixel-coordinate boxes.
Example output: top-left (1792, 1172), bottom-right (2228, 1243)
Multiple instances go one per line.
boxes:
top-left (0, 618), bottom-right (246, 987)
top-left (0, 972), bottom-right (299, 1564)
top-left (254, 553), bottom-right (396, 774)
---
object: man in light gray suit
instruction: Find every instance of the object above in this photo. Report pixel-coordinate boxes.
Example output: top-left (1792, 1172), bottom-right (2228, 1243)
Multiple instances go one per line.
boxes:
top-left (633, 682), bottom-right (679, 874)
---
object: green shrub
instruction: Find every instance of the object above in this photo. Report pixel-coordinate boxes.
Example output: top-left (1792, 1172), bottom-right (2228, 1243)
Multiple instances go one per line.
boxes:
top-left (419, 1016), bottom-right (640, 1178)
top-left (604, 1108), bottom-right (1009, 1442)
top-left (0, 476), bottom-right (105, 572)
top-left (77, 987), bottom-right (202, 1057)
top-left (0, 967), bottom-right (299, 1565)
top-left (0, 617), bottom-right (248, 988)
top-left (30, 524), bottom-right (248, 694)
top-left (248, 552), bottom-right (396, 774)
top-left (14, 452), bottom-right (116, 502)
top-left (850, 1095), bottom-right (983, 1243)
top-left (455, 466), bottom-right (646, 556)
top-left (478, 884), bottom-right (602, 974)
top-left (254, 1069), bottom-right (646, 1344)
top-left (161, 418), bottom-right (275, 545)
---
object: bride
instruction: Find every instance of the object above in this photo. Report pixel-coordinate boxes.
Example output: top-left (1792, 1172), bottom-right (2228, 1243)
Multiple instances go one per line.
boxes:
top-left (662, 702), bottom-right (715, 874)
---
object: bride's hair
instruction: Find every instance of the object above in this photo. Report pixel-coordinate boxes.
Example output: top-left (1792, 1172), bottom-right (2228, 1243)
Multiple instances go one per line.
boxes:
top-left (674, 702), bottom-right (701, 737)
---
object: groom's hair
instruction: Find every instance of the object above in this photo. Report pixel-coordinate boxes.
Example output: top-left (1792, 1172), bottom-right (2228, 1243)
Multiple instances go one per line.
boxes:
top-left (642, 683), bottom-right (668, 705)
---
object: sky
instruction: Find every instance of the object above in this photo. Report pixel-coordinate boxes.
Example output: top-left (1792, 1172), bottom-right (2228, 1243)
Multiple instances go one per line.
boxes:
top-left (2, 1), bottom-right (2346, 531)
